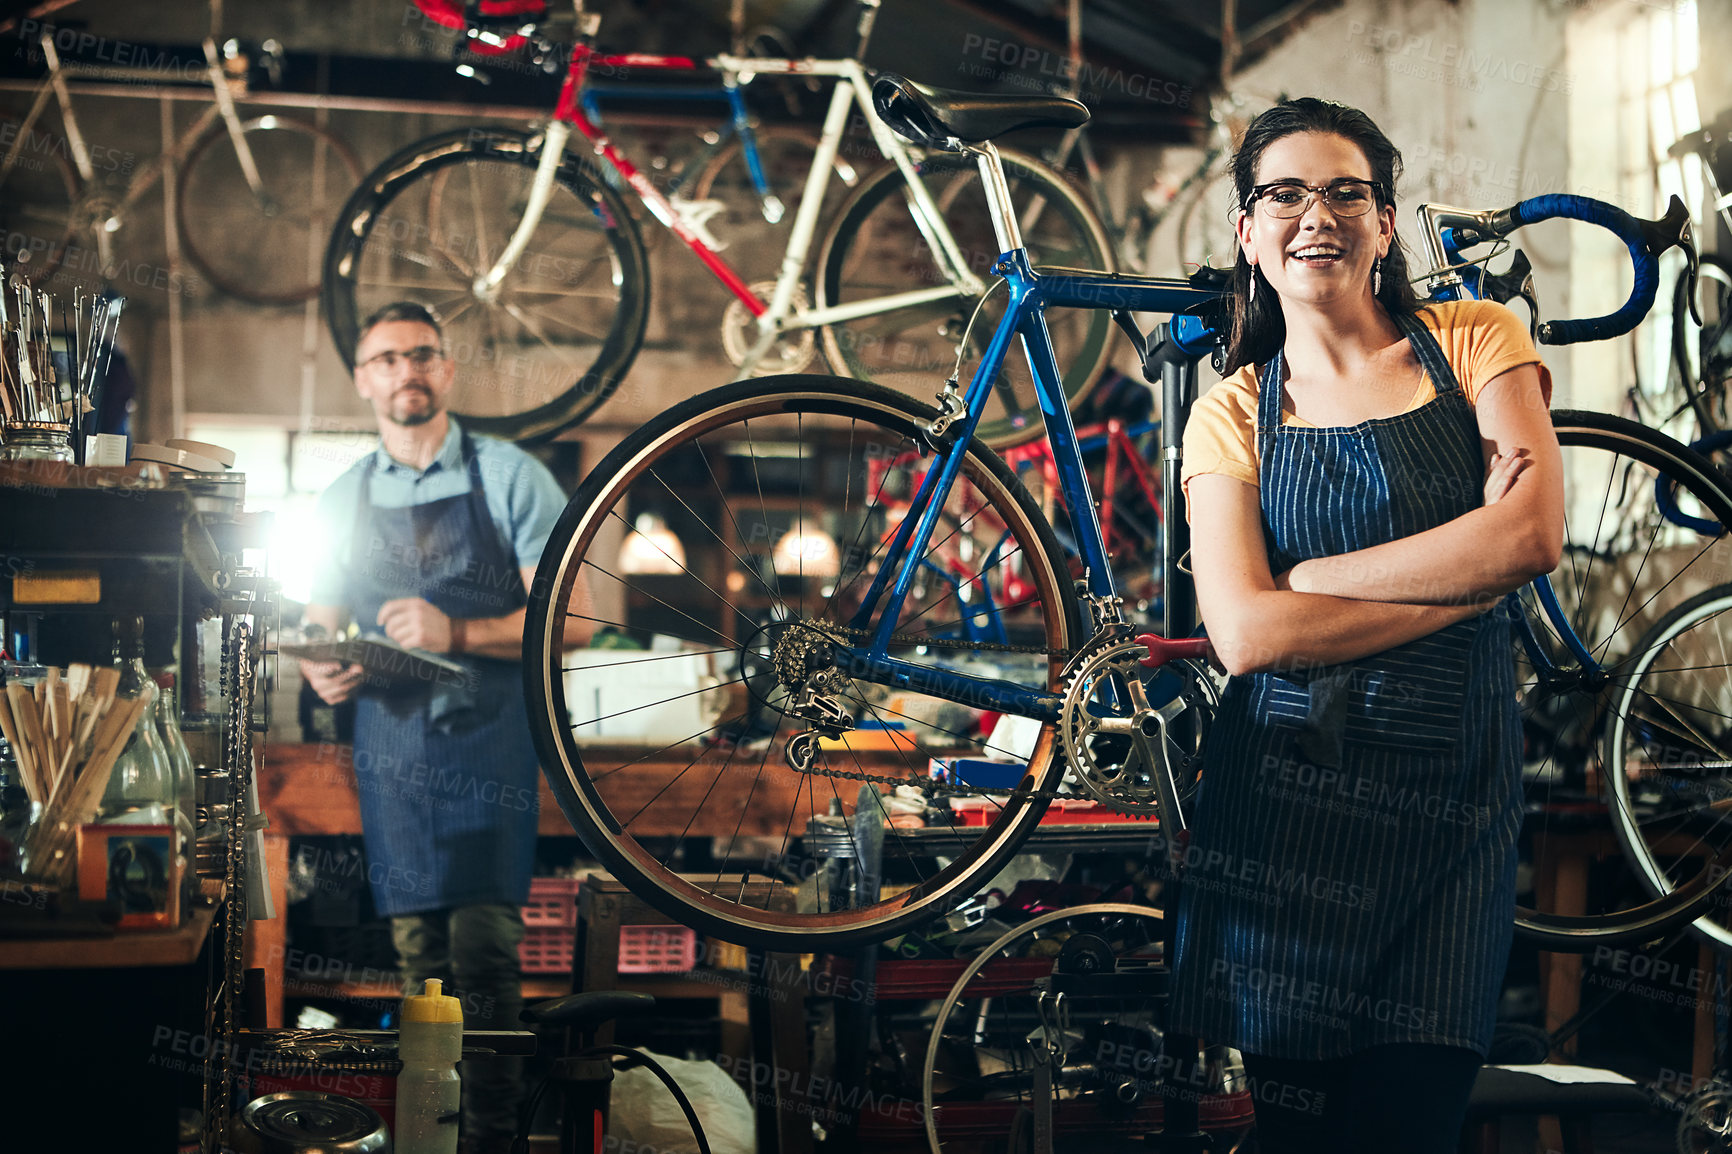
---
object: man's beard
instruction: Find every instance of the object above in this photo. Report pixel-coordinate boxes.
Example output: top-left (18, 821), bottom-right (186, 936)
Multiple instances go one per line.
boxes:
top-left (391, 406), bottom-right (437, 427)
top-left (388, 387), bottom-right (438, 426)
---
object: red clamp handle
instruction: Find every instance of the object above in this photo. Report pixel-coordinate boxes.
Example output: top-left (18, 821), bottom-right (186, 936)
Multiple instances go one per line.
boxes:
top-left (1135, 633), bottom-right (1210, 669)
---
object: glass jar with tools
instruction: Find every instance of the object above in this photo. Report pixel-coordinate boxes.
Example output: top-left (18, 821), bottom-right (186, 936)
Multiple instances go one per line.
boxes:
top-left (0, 421), bottom-right (74, 464)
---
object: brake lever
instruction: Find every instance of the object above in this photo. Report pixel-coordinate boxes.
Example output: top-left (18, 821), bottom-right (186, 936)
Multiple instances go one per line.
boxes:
top-left (1640, 194), bottom-right (1700, 326)
top-left (1478, 249), bottom-right (1540, 343)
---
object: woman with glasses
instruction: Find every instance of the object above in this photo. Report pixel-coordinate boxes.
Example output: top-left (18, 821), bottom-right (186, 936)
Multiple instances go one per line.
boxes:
top-left (1169, 99), bottom-right (1563, 1152)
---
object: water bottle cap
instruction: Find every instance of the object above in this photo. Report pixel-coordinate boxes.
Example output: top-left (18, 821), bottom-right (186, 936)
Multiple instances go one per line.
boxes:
top-left (401, 977), bottom-right (463, 1024)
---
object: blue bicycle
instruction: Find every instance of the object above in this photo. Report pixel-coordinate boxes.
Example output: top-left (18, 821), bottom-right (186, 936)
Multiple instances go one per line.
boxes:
top-left (525, 74), bottom-right (1732, 954)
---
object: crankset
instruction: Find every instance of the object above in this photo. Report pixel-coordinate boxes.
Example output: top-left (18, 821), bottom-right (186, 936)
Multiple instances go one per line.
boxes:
top-left (1058, 633), bottom-right (1219, 830)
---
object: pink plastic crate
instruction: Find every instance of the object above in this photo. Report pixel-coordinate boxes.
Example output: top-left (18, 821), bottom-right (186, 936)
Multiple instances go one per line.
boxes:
top-left (520, 925), bottom-right (576, 975)
top-left (523, 877), bottom-right (581, 929)
top-left (617, 925), bottom-right (698, 973)
top-left (515, 878), bottom-right (698, 975)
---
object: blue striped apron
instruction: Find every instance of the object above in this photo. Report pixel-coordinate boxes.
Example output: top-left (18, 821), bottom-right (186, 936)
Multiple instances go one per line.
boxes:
top-left (1169, 312), bottom-right (1523, 1059)
top-left (345, 429), bottom-right (540, 917)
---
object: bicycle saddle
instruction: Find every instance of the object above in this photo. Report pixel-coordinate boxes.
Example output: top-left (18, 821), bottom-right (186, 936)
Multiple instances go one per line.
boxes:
top-left (520, 991), bottom-right (656, 1031)
top-left (872, 73), bottom-right (1089, 148)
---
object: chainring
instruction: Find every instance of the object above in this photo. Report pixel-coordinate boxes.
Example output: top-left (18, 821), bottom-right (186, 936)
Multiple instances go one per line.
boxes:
top-left (1679, 1086), bottom-right (1732, 1154)
top-left (1058, 636), bottom-right (1219, 815)
top-left (722, 280), bottom-right (817, 374)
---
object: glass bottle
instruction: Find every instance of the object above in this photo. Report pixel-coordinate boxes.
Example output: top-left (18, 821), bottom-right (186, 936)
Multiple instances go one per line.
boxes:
top-left (0, 421), bottom-right (75, 464)
top-left (97, 619), bottom-right (176, 831)
top-left (151, 671), bottom-right (198, 844)
top-left (152, 669), bottom-right (199, 910)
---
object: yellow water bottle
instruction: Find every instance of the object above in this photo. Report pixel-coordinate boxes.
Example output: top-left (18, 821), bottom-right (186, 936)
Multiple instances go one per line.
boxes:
top-left (397, 978), bottom-right (463, 1154)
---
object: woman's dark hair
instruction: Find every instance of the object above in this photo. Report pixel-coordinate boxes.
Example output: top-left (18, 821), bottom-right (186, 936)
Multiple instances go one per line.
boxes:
top-left (1221, 97), bottom-right (1425, 375)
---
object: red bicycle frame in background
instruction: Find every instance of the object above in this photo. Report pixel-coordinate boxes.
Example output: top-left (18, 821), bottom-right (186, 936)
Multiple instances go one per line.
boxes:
top-left (1003, 416), bottom-right (1165, 570)
top-left (553, 40), bottom-right (768, 314)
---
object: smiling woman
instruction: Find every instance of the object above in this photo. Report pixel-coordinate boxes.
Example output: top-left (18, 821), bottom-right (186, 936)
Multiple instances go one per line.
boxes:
top-left (1169, 98), bottom-right (1563, 1154)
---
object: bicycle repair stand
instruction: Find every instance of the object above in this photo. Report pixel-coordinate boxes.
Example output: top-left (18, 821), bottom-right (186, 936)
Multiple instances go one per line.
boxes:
top-left (1101, 306), bottom-right (1220, 1153)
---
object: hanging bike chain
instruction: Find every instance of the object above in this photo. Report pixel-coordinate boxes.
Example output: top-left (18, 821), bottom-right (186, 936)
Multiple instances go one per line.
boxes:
top-left (204, 616), bottom-right (256, 1153)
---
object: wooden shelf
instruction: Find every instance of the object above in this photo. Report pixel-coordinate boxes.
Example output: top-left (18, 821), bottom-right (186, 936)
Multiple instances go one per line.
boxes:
top-left (290, 976), bottom-right (572, 1001)
top-left (0, 878), bottom-right (224, 970)
top-left (289, 971), bottom-right (744, 1003)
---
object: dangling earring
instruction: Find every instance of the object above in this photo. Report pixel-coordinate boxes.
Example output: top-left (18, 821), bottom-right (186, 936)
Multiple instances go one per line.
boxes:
top-left (1248, 265), bottom-right (1258, 305)
top-left (1372, 256), bottom-right (1383, 296)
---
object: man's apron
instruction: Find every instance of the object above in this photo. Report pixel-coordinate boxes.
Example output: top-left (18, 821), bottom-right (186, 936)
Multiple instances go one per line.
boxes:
top-left (1170, 312), bottom-right (1523, 1059)
top-left (345, 429), bottom-right (539, 916)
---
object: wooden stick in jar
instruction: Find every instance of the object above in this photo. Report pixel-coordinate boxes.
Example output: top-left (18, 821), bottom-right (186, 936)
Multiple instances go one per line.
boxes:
top-left (6, 684), bottom-right (47, 798)
top-left (27, 692), bottom-right (149, 886)
top-left (0, 691), bottom-right (40, 804)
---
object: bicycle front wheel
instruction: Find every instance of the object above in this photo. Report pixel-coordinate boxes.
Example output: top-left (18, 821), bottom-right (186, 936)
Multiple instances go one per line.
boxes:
top-left (1515, 410), bottom-right (1732, 949)
top-left (524, 374), bottom-right (1082, 950)
top-left (814, 147), bottom-right (1114, 449)
top-left (1606, 584), bottom-right (1732, 952)
top-left (323, 127), bottom-right (650, 441)
top-left (177, 115), bottom-right (362, 305)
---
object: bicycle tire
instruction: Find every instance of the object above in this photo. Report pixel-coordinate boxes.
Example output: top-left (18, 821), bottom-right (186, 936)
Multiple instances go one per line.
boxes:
top-left (813, 147), bottom-right (1115, 450)
top-left (177, 114), bottom-right (363, 306)
top-left (1170, 165), bottom-right (1238, 273)
top-left (323, 126), bottom-right (650, 442)
top-left (1514, 409), bottom-right (1732, 949)
top-left (1672, 254), bottom-right (1732, 431)
top-left (523, 373), bottom-right (1082, 950)
top-left (0, 122), bottom-right (78, 288)
top-left (1606, 582), bottom-right (1732, 952)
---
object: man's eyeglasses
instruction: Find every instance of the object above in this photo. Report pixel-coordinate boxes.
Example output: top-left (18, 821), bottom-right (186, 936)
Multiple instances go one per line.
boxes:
top-left (357, 345), bottom-right (445, 373)
top-left (1243, 179), bottom-right (1384, 219)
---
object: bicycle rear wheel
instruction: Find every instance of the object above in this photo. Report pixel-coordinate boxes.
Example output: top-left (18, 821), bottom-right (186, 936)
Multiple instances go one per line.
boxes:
top-left (523, 374), bottom-right (1082, 950)
top-left (177, 115), bottom-right (361, 305)
top-left (323, 126), bottom-right (649, 441)
top-left (1514, 410), bottom-right (1732, 949)
top-left (814, 147), bottom-right (1114, 449)
top-left (1606, 584), bottom-right (1732, 952)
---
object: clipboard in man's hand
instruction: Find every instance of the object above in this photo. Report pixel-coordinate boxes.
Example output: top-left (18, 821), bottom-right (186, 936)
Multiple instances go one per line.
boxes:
top-left (282, 632), bottom-right (474, 693)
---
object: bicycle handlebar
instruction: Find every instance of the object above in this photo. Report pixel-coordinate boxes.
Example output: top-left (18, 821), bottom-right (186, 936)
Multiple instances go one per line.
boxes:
top-left (1501, 195), bottom-right (1663, 344)
top-left (1421, 193), bottom-right (1695, 345)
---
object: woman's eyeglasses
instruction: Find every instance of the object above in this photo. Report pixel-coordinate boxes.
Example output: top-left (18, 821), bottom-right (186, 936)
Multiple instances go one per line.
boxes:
top-left (1243, 179), bottom-right (1384, 219)
top-left (357, 345), bottom-right (445, 373)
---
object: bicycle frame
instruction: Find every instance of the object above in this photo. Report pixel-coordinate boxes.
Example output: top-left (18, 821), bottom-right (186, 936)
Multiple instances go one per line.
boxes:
top-left (820, 142), bottom-right (1220, 721)
top-left (477, 36), bottom-right (988, 373)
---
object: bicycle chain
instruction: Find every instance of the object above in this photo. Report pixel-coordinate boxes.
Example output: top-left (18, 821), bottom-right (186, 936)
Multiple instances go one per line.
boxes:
top-left (205, 617), bottom-right (255, 1153)
top-left (783, 620), bottom-right (1080, 802)
top-left (795, 618), bottom-right (1072, 660)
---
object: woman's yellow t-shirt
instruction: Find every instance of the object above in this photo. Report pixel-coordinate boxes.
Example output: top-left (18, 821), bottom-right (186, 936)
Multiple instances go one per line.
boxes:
top-left (1179, 299), bottom-right (1553, 508)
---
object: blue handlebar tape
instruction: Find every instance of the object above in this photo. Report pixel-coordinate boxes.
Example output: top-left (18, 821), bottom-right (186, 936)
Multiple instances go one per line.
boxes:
top-left (1508, 195), bottom-right (1658, 344)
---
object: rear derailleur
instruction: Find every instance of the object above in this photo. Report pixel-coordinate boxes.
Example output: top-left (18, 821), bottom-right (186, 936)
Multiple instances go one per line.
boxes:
top-left (784, 672), bottom-right (852, 773)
